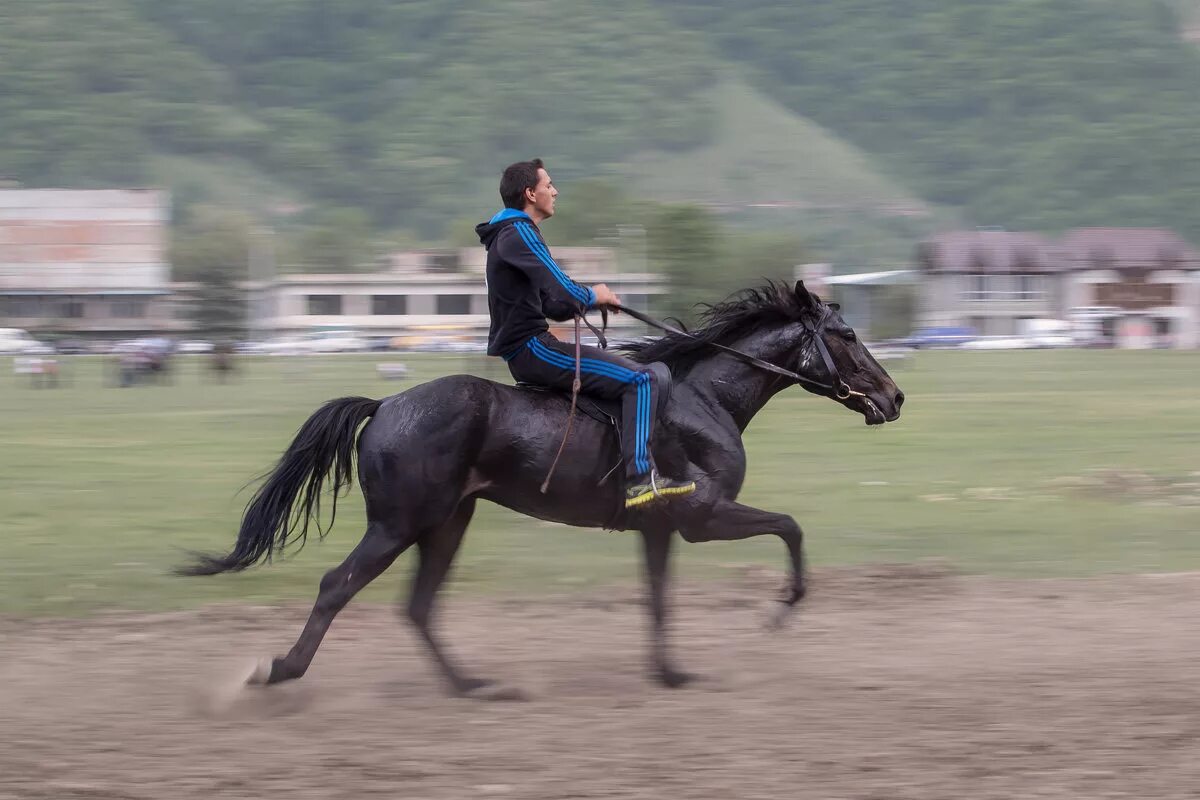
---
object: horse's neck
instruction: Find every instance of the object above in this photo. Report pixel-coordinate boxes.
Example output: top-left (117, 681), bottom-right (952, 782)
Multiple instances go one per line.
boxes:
top-left (685, 335), bottom-right (802, 432)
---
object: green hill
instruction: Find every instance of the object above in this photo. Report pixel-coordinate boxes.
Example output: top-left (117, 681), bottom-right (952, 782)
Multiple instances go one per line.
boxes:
top-left (624, 76), bottom-right (955, 265)
top-left (627, 76), bottom-right (932, 213)
top-left (6, 0), bottom-right (1200, 249)
top-left (655, 0), bottom-right (1200, 241)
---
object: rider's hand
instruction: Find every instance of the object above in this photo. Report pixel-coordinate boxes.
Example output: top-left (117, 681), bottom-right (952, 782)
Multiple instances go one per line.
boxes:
top-left (591, 283), bottom-right (621, 311)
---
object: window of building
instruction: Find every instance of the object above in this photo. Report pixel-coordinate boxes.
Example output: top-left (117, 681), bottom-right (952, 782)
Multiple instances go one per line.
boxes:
top-left (2, 295), bottom-right (43, 317)
top-left (59, 297), bottom-right (85, 319)
top-left (963, 274), bottom-right (989, 301)
top-left (963, 273), bottom-right (1046, 302)
top-left (1017, 274), bottom-right (1043, 300)
top-left (427, 252), bottom-right (461, 273)
top-left (111, 298), bottom-right (146, 318)
top-left (307, 295), bottom-right (342, 315)
top-left (372, 295), bottom-right (407, 315)
top-left (436, 295), bottom-right (471, 315)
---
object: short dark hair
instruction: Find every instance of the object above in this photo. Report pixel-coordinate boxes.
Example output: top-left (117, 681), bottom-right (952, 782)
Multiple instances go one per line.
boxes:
top-left (500, 158), bottom-right (545, 210)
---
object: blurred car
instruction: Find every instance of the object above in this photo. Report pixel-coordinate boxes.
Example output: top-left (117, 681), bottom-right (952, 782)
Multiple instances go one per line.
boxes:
top-left (297, 330), bottom-right (369, 353)
top-left (899, 326), bottom-right (977, 349)
top-left (257, 335), bottom-right (306, 355)
top-left (1029, 334), bottom-right (1075, 348)
top-left (0, 327), bottom-right (53, 355)
top-left (366, 335), bottom-right (394, 352)
top-left (177, 340), bottom-right (215, 354)
top-left (1018, 318), bottom-right (1076, 349)
top-left (960, 336), bottom-right (1031, 350)
top-left (50, 338), bottom-right (90, 355)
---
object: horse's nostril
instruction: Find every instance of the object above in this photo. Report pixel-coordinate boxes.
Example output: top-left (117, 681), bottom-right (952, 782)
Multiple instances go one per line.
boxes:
top-left (894, 391), bottom-right (905, 409)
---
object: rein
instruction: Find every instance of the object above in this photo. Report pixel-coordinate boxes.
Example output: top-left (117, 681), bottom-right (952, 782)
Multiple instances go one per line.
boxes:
top-left (615, 304), bottom-right (866, 401)
top-left (538, 301), bottom-right (868, 492)
top-left (540, 315), bottom-right (583, 494)
top-left (536, 309), bottom-right (613, 492)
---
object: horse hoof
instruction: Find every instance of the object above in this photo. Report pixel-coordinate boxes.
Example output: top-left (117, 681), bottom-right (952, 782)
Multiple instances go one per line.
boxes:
top-left (657, 668), bottom-right (698, 689)
top-left (765, 602), bottom-right (794, 631)
top-left (245, 657), bottom-right (275, 686)
top-left (195, 659), bottom-right (311, 719)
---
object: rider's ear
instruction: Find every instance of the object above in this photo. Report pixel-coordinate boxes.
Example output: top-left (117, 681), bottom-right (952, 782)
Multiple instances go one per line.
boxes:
top-left (794, 280), bottom-right (819, 310)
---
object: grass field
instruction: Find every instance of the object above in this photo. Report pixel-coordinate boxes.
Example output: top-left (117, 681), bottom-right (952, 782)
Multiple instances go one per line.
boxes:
top-left (2, 349), bottom-right (1198, 616)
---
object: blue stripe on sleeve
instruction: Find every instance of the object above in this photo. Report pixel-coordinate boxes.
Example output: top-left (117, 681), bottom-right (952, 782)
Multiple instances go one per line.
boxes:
top-left (514, 222), bottom-right (590, 305)
top-left (516, 222), bottom-right (586, 303)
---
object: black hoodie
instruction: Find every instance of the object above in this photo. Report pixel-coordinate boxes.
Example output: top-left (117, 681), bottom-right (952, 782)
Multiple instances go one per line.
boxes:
top-left (475, 209), bottom-right (596, 358)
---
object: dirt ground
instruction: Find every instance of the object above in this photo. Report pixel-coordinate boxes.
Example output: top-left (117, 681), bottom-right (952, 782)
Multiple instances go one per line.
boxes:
top-left (2, 565), bottom-right (1200, 800)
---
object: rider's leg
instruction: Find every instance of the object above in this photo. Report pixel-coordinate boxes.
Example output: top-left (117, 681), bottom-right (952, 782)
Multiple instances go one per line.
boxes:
top-left (507, 334), bottom-right (694, 506)
top-left (511, 333), bottom-right (648, 469)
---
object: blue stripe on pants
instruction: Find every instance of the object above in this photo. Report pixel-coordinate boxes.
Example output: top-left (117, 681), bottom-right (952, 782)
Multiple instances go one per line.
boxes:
top-left (636, 374), bottom-right (650, 473)
top-left (526, 339), bottom-right (652, 475)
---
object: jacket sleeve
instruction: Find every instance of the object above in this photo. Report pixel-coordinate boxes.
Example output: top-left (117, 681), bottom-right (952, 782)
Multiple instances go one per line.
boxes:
top-left (497, 222), bottom-right (596, 314)
top-left (541, 294), bottom-right (580, 322)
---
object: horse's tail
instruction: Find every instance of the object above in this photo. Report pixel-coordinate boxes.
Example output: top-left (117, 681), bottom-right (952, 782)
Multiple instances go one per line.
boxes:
top-left (177, 396), bottom-right (381, 576)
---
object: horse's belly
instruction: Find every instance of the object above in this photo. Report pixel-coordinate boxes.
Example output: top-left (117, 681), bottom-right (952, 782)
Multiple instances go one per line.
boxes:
top-left (477, 470), bottom-right (626, 531)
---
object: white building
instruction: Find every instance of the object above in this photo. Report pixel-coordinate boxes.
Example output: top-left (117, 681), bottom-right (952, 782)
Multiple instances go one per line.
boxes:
top-left (0, 189), bottom-right (669, 344)
top-left (259, 246), bottom-right (668, 341)
top-left (916, 228), bottom-right (1200, 348)
top-left (0, 189), bottom-right (175, 337)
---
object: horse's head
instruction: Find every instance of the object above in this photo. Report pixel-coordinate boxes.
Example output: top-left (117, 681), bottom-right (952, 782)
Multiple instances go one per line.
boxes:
top-left (620, 281), bottom-right (905, 426)
top-left (791, 281), bottom-right (904, 425)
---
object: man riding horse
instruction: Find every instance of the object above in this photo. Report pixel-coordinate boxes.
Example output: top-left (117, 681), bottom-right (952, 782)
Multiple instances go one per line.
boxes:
top-left (181, 165), bottom-right (905, 697)
top-left (475, 159), bottom-right (696, 510)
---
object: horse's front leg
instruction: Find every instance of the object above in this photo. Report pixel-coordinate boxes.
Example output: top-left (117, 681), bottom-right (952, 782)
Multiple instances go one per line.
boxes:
top-left (638, 527), bottom-right (695, 688)
top-left (678, 500), bottom-right (806, 627)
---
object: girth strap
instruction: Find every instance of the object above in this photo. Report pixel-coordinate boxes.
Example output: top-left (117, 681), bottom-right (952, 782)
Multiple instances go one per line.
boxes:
top-left (540, 315), bottom-right (583, 493)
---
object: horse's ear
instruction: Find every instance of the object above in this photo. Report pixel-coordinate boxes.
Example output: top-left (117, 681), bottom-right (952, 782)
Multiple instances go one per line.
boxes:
top-left (794, 280), bottom-right (819, 310)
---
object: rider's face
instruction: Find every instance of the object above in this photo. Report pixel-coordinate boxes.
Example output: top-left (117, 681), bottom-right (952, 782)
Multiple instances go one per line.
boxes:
top-left (526, 168), bottom-right (557, 221)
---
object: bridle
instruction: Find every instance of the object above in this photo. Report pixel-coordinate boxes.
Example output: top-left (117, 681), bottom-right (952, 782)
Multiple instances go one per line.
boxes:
top-left (539, 302), bottom-right (868, 493)
top-left (616, 304), bottom-right (868, 401)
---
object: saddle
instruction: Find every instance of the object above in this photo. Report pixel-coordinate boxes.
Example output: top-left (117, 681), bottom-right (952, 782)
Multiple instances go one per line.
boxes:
top-left (513, 360), bottom-right (671, 431)
top-left (515, 382), bottom-right (619, 428)
top-left (514, 361), bottom-right (672, 494)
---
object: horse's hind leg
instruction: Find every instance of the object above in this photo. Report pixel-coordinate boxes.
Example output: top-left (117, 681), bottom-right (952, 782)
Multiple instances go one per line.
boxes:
top-left (405, 498), bottom-right (502, 697)
top-left (256, 520), bottom-right (413, 685)
top-left (640, 526), bottom-right (695, 688)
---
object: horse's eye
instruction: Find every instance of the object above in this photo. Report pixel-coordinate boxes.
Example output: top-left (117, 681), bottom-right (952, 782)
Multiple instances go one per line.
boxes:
top-left (843, 330), bottom-right (857, 342)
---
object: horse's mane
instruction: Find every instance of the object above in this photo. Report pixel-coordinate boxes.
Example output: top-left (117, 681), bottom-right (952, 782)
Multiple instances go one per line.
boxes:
top-left (621, 281), bottom-right (815, 373)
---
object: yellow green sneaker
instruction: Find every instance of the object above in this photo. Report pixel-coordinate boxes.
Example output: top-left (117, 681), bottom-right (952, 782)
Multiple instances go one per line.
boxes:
top-left (624, 472), bottom-right (696, 509)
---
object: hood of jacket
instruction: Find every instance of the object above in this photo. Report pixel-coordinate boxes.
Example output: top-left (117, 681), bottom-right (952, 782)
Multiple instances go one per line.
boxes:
top-left (475, 208), bottom-right (533, 249)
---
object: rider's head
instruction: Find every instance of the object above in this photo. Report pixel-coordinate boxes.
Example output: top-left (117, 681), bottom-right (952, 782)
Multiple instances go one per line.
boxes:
top-left (500, 158), bottom-right (557, 223)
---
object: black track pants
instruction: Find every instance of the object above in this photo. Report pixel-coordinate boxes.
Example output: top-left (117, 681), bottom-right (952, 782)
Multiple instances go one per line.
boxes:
top-left (506, 333), bottom-right (661, 481)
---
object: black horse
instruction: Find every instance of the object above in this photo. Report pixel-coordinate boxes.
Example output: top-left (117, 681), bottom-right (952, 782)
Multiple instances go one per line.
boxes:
top-left (181, 282), bottom-right (903, 695)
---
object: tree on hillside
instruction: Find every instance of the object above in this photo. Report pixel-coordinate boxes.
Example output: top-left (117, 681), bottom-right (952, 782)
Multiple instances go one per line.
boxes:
top-left (646, 204), bottom-right (721, 323)
top-left (654, 0), bottom-right (1200, 242)
top-left (284, 207), bottom-right (376, 272)
top-left (170, 209), bottom-right (251, 336)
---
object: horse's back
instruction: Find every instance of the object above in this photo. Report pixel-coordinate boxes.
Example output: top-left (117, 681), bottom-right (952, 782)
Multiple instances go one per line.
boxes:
top-left (370, 374), bottom-right (499, 436)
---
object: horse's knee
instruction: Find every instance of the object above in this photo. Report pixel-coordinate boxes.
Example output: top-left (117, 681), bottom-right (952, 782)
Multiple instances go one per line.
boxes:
top-left (677, 519), bottom-right (713, 544)
top-left (315, 568), bottom-right (353, 613)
